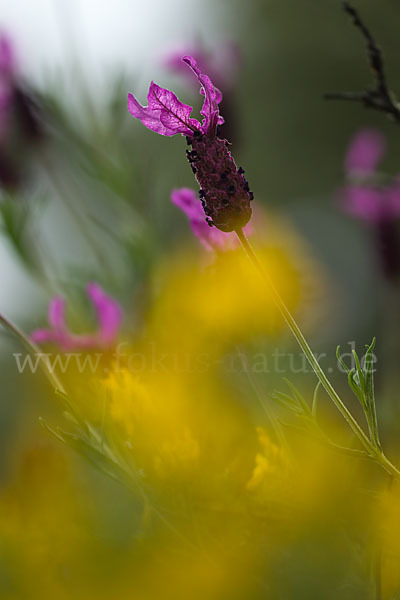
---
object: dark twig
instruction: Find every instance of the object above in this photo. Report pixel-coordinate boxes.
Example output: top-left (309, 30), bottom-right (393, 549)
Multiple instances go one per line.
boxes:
top-left (324, 1), bottom-right (400, 123)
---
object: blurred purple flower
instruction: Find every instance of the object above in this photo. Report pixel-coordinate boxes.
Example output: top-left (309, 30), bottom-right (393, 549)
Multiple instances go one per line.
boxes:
top-left (0, 33), bottom-right (16, 137)
top-left (341, 183), bottom-right (400, 223)
top-left (31, 283), bottom-right (123, 351)
top-left (341, 128), bottom-right (400, 223)
top-left (163, 41), bottom-right (241, 93)
top-left (0, 31), bottom-right (43, 190)
top-left (340, 129), bottom-right (400, 279)
top-left (345, 128), bottom-right (386, 176)
top-left (0, 33), bottom-right (14, 75)
top-left (171, 187), bottom-right (251, 252)
top-left (128, 55), bottom-right (253, 232)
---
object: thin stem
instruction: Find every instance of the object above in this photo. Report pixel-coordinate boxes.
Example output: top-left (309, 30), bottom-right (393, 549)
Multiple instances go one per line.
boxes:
top-left (235, 228), bottom-right (400, 479)
top-left (325, 2), bottom-right (400, 123)
top-left (0, 313), bottom-right (65, 394)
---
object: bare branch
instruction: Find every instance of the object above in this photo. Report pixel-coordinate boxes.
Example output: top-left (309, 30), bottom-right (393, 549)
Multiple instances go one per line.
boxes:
top-left (324, 1), bottom-right (400, 123)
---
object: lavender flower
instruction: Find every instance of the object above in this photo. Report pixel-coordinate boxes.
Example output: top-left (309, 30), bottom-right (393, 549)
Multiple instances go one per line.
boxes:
top-left (345, 129), bottom-right (386, 175)
top-left (31, 283), bottom-right (123, 351)
top-left (344, 128), bottom-right (386, 177)
top-left (340, 129), bottom-right (400, 279)
top-left (341, 128), bottom-right (400, 222)
top-left (128, 55), bottom-right (253, 233)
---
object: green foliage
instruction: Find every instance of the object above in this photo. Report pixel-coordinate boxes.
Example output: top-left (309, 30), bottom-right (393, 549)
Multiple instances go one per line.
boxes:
top-left (337, 339), bottom-right (381, 450)
top-left (272, 378), bottom-right (369, 459)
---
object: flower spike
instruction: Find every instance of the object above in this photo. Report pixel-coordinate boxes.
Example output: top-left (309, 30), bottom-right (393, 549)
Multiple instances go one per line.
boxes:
top-left (128, 55), bottom-right (253, 232)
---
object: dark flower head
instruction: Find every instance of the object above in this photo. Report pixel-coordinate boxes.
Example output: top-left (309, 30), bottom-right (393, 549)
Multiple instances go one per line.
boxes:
top-left (128, 55), bottom-right (253, 233)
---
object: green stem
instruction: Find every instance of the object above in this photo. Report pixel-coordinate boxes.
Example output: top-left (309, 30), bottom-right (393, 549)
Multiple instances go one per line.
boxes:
top-left (235, 228), bottom-right (400, 479)
top-left (0, 313), bottom-right (65, 395)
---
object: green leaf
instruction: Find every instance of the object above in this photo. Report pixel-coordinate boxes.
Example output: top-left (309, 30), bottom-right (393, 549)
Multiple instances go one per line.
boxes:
top-left (347, 368), bottom-right (366, 407)
top-left (282, 378), bottom-right (311, 415)
top-left (312, 381), bottom-right (322, 417)
top-left (271, 391), bottom-right (303, 414)
top-left (336, 345), bottom-right (350, 374)
top-left (352, 350), bottom-right (366, 395)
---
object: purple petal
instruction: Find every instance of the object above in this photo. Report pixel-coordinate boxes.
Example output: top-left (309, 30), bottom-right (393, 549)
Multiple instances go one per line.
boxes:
top-left (340, 185), bottom-right (384, 222)
top-left (32, 285), bottom-right (122, 351)
top-left (30, 329), bottom-right (57, 345)
top-left (171, 187), bottom-right (242, 252)
top-left (128, 82), bottom-right (200, 137)
top-left (0, 33), bottom-right (15, 77)
top-left (31, 297), bottom-right (73, 349)
top-left (86, 283), bottom-right (123, 346)
top-left (48, 297), bottom-right (67, 331)
top-left (345, 129), bottom-right (386, 175)
top-left (31, 328), bottom-right (79, 351)
top-left (171, 187), bottom-right (204, 221)
top-left (182, 55), bottom-right (224, 135)
top-left (163, 44), bottom-right (209, 81)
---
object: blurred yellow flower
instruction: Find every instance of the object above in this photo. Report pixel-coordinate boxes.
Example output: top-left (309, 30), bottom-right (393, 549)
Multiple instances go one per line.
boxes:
top-left (246, 427), bottom-right (288, 491)
top-left (149, 210), bottom-right (327, 354)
